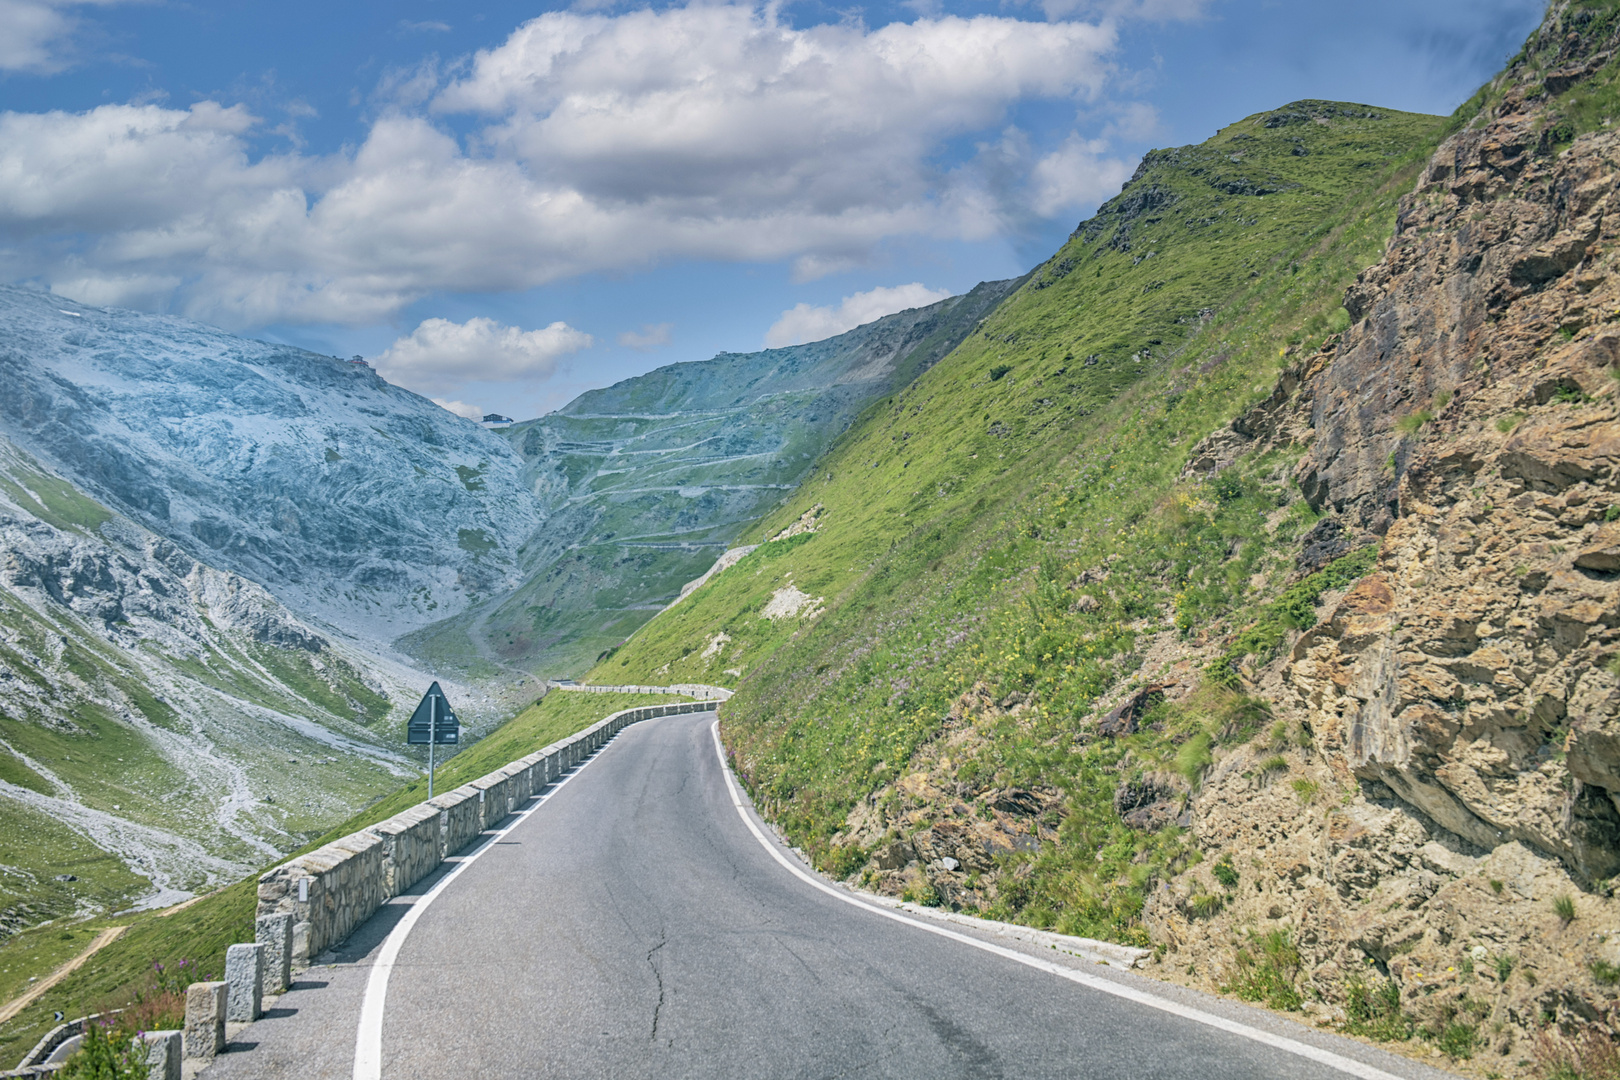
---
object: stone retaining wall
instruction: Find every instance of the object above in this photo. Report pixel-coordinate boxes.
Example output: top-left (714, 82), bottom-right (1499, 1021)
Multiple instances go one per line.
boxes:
top-left (256, 832), bottom-right (384, 963)
top-left (255, 699), bottom-right (716, 966)
top-left (469, 773), bottom-right (512, 830)
top-left (430, 787), bottom-right (482, 859)
top-left (372, 805), bottom-right (441, 899)
top-left (552, 682), bottom-right (733, 701)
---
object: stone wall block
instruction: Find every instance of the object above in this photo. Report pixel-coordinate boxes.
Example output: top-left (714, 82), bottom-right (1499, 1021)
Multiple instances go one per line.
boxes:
top-left (432, 786), bottom-right (483, 856)
top-left (471, 774), bottom-right (513, 829)
top-left (254, 832), bottom-right (384, 962)
top-left (224, 943), bottom-right (264, 1022)
top-left (500, 763), bottom-right (532, 806)
top-left (369, 804), bottom-right (442, 897)
top-left (182, 982), bottom-right (226, 1059)
top-left (140, 1030), bottom-right (181, 1080)
top-left (255, 913), bottom-right (293, 994)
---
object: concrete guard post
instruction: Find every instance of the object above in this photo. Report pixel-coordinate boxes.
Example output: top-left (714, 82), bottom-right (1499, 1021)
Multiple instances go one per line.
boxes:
top-left (254, 913), bottom-right (293, 995)
top-left (224, 943), bottom-right (264, 1023)
top-left (139, 1030), bottom-right (182, 1080)
top-left (182, 982), bottom-right (226, 1059)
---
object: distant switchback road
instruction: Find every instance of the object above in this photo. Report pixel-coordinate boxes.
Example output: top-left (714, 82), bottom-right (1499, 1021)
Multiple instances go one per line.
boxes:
top-left (208, 711), bottom-right (1457, 1079)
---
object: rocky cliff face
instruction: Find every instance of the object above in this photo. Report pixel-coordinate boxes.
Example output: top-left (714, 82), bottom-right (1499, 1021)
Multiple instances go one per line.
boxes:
top-left (1148, 6), bottom-right (1620, 1068)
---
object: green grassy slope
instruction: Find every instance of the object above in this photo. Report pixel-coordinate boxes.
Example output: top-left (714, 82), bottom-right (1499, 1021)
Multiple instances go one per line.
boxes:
top-left (0, 688), bottom-right (672, 1062)
top-left (589, 100), bottom-right (1448, 939)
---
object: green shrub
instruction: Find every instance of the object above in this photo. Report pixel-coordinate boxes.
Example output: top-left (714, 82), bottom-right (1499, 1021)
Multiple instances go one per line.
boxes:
top-left (1495, 953), bottom-right (1516, 981)
top-left (1555, 892), bottom-right (1578, 925)
top-left (1216, 694), bottom-right (1272, 743)
top-left (1187, 892), bottom-right (1224, 918)
top-left (1212, 854), bottom-right (1240, 889)
top-left (1290, 778), bottom-right (1319, 802)
top-left (1257, 754), bottom-right (1287, 773)
top-left (989, 364), bottom-right (1013, 381)
top-left (1395, 408), bottom-right (1434, 435)
top-left (1496, 411), bottom-right (1527, 433)
top-left (57, 1022), bottom-right (143, 1080)
top-left (1590, 959), bottom-right (1620, 985)
top-left (821, 843), bottom-right (869, 880)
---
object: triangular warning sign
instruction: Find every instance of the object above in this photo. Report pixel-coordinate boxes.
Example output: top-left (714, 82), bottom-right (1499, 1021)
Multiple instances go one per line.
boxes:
top-left (407, 682), bottom-right (460, 745)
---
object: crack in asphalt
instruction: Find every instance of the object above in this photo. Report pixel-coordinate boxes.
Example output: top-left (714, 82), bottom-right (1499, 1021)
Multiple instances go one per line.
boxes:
top-left (646, 931), bottom-right (668, 1040)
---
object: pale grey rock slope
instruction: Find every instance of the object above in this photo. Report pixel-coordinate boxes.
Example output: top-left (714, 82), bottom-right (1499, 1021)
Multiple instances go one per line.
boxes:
top-left (0, 284), bottom-right (540, 645)
top-left (0, 433), bottom-right (422, 930)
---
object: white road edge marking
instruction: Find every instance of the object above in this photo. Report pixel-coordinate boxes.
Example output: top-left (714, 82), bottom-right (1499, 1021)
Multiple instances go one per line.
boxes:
top-left (710, 720), bottom-right (1409, 1080)
top-left (352, 736), bottom-right (623, 1080)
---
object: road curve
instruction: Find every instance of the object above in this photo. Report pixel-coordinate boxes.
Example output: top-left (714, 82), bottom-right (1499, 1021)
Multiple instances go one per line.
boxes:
top-left (208, 711), bottom-right (1457, 1080)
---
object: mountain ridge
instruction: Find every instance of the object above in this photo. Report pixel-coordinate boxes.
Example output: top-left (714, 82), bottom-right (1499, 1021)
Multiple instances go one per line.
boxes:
top-left (401, 278), bottom-right (1021, 676)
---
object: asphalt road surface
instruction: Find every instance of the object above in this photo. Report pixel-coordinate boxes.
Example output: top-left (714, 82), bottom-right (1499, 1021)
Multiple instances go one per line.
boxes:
top-left (209, 710), bottom-right (1458, 1080)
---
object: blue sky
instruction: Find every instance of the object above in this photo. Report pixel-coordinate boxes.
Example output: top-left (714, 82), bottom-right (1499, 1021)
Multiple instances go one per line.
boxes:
top-left (0, 0), bottom-right (1544, 419)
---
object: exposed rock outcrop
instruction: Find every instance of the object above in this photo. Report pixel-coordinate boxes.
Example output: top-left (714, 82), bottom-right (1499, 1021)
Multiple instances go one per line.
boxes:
top-left (1152, 6), bottom-right (1620, 1067)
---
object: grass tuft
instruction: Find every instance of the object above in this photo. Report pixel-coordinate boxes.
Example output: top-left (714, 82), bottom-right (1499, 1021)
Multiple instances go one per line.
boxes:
top-left (1345, 972), bottom-right (1412, 1041)
top-left (1225, 929), bottom-right (1302, 1011)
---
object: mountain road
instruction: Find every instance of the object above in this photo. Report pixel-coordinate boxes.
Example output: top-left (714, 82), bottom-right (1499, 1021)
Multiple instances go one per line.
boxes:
top-left (206, 710), bottom-right (1458, 1080)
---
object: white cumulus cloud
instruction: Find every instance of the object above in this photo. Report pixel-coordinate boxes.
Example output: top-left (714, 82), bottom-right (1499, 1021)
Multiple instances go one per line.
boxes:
top-left (765, 283), bottom-right (952, 349)
top-left (374, 316), bottom-right (594, 395)
top-left (0, 3), bottom-right (1139, 328)
top-left (0, 0), bottom-right (134, 74)
top-left (433, 398), bottom-right (486, 421)
top-left (1030, 134), bottom-right (1136, 217)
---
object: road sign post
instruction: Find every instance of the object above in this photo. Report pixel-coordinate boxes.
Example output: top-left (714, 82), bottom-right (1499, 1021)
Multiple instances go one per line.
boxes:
top-left (407, 682), bottom-right (460, 798)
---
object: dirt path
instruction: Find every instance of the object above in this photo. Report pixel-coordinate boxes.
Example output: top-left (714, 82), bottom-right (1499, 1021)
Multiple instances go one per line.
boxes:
top-left (0, 925), bottom-right (128, 1026)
